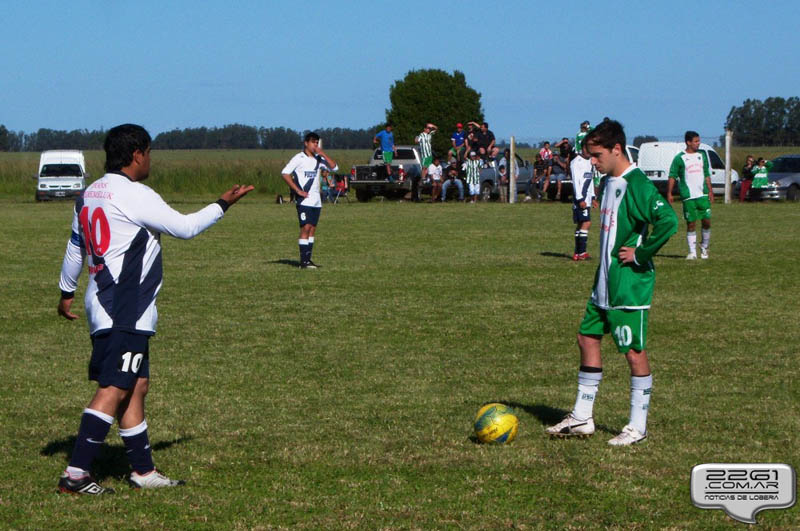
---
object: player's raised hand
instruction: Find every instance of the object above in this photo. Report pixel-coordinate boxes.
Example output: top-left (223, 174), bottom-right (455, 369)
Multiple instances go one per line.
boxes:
top-left (219, 184), bottom-right (255, 206)
top-left (58, 297), bottom-right (79, 320)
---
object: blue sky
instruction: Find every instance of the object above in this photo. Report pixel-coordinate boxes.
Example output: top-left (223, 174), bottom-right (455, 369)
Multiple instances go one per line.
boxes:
top-left (3, 0), bottom-right (798, 145)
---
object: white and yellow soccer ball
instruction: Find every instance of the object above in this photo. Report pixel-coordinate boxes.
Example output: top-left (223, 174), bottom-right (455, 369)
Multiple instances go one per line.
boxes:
top-left (473, 403), bottom-right (519, 444)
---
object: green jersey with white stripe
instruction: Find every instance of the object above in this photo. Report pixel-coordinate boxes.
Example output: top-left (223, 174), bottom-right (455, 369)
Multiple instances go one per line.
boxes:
top-left (591, 166), bottom-right (678, 310)
top-left (668, 150), bottom-right (710, 200)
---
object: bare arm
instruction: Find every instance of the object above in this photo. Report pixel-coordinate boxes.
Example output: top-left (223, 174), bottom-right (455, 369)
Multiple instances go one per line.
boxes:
top-left (666, 178), bottom-right (675, 204)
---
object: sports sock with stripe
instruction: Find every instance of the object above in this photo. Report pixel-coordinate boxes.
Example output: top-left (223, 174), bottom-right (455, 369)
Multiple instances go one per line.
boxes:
top-left (120, 420), bottom-right (154, 475)
top-left (628, 374), bottom-right (653, 434)
top-left (572, 366), bottom-right (602, 421)
top-left (68, 408), bottom-right (113, 473)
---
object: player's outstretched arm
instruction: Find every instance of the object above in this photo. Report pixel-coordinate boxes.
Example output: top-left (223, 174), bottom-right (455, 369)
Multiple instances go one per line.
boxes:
top-left (219, 184), bottom-right (255, 207)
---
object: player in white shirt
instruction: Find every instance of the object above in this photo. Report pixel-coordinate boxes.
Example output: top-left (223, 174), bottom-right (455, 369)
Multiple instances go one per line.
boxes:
top-left (427, 156), bottom-right (443, 202)
top-left (56, 124), bottom-right (253, 495)
top-left (281, 132), bottom-right (338, 269)
top-left (570, 142), bottom-right (595, 261)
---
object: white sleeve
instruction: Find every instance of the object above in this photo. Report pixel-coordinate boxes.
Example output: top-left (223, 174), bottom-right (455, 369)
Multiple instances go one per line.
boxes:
top-left (281, 153), bottom-right (301, 176)
top-left (58, 209), bottom-right (85, 294)
top-left (127, 186), bottom-right (225, 240)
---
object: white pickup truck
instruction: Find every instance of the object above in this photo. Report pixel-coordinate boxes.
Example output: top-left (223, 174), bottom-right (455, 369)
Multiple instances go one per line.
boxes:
top-left (637, 142), bottom-right (737, 196)
top-left (35, 150), bottom-right (88, 201)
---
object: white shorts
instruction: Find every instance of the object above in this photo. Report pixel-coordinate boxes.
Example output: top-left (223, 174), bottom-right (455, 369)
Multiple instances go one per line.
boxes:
top-left (469, 183), bottom-right (480, 195)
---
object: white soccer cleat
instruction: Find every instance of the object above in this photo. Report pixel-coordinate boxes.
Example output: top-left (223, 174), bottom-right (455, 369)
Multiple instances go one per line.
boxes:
top-left (546, 413), bottom-right (595, 437)
top-left (700, 248), bottom-right (709, 259)
top-left (607, 424), bottom-right (647, 446)
top-left (686, 252), bottom-right (697, 260)
top-left (129, 469), bottom-right (186, 489)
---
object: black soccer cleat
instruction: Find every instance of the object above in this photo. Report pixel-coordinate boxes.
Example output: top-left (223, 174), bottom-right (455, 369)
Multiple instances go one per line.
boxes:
top-left (58, 472), bottom-right (115, 495)
top-left (300, 261), bottom-right (319, 269)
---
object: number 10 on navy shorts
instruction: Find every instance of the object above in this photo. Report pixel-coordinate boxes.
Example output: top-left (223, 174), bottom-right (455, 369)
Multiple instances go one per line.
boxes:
top-left (89, 330), bottom-right (150, 389)
top-left (296, 205), bottom-right (321, 227)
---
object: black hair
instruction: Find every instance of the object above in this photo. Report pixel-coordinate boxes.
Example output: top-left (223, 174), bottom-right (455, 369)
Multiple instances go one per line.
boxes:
top-left (684, 130), bottom-right (700, 143)
top-left (104, 124), bottom-right (151, 172)
top-left (584, 119), bottom-right (626, 151)
top-left (304, 131), bottom-right (320, 142)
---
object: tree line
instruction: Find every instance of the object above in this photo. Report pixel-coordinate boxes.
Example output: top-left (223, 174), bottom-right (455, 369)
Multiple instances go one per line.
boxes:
top-left (723, 97), bottom-right (800, 146)
top-left (0, 123), bottom-right (381, 152)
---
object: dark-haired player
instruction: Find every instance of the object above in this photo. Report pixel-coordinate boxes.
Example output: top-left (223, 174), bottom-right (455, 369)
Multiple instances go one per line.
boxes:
top-left (57, 124), bottom-right (253, 494)
top-left (546, 120), bottom-right (677, 446)
top-left (667, 130), bottom-right (713, 259)
top-left (281, 132), bottom-right (338, 269)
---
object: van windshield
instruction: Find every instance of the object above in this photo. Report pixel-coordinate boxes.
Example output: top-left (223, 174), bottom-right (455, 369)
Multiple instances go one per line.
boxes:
top-left (41, 164), bottom-right (82, 177)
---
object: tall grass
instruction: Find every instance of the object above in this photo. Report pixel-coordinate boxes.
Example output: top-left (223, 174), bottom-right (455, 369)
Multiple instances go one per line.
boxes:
top-left (2, 147), bottom-right (798, 199)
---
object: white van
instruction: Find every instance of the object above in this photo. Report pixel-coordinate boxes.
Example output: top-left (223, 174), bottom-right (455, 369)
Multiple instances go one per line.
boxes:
top-left (637, 142), bottom-right (737, 196)
top-left (35, 150), bottom-right (88, 201)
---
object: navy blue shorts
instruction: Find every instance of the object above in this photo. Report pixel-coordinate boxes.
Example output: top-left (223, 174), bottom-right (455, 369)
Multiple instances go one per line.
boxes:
top-left (89, 330), bottom-right (150, 389)
top-left (573, 203), bottom-right (591, 223)
top-left (296, 205), bottom-right (321, 227)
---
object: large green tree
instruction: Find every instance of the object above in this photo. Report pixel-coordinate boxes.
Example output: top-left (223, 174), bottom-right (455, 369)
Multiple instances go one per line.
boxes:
top-left (385, 69), bottom-right (484, 157)
top-left (724, 96), bottom-right (800, 146)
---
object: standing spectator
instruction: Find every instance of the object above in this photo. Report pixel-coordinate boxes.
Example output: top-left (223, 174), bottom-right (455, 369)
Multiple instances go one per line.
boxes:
top-left (441, 164), bottom-right (464, 202)
top-left (750, 157), bottom-right (772, 200)
top-left (373, 124), bottom-right (396, 181)
top-left (281, 132), bottom-right (338, 269)
top-left (539, 141), bottom-right (553, 182)
top-left (739, 155), bottom-right (755, 202)
top-left (575, 121), bottom-right (591, 153)
top-left (464, 122), bottom-right (479, 156)
top-left (428, 155), bottom-right (443, 202)
top-left (570, 144), bottom-right (594, 260)
top-left (463, 151), bottom-right (482, 202)
top-left (546, 119), bottom-right (678, 446)
top-left (450, 123), bottom-right (466, 162)
top-left (415, 123), bottom-right (438, 201)
top-left (56, 124), bottom-right (254, 495)
top-left (498, 165), bottom-right (509, 203)
top-left (667, 130), bottom-right (713, 260)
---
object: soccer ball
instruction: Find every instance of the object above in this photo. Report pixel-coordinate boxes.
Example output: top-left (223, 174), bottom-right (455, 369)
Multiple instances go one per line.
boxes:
top-left (473, 403), bottom-right (519, 444)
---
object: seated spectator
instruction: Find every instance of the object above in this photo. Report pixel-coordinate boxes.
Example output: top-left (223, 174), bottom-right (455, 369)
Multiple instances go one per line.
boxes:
top-left (468, 121), bottom-right (500, 165)
top-left (450, 123), bottom-right (466, 162)
top-left (554, 137), bottom-right (572, 172)
top-left (539, 142), bottom-right (553, 180)
top-left (441, 164), bottom-right (464, 202)
top-left (549, 154), bottom-right (568, 200)
top-left (320, 168), bottom-right (334, 202)
top-left (333, 172), bottom-right (348, 201)
top-left (525, 154), bottom-right (547, 202)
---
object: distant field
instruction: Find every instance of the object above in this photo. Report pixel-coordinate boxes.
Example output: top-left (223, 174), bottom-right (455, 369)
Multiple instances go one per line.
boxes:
top-left (1, 146), bottom-right (798, 199)
top-left (0, 197), bottom-right (798, 528)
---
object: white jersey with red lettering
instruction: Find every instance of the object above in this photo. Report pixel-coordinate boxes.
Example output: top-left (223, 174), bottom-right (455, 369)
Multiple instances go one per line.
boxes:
top-left (59, 172), bottom-right (226, 336)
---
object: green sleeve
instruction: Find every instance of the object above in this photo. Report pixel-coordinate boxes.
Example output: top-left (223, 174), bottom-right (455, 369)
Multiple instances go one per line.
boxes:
top-left (632, 179), bottom-right (678, 265)
top-left (702, 151), bottom-right (711, 178)
top-left (766, 161), bottom-right (773, 171)
top-left (668, 153), bottom-right (683, 180)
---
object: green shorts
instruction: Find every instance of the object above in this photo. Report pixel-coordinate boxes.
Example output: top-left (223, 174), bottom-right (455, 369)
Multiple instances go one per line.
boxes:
top-left (682, 196), bottom-right (711, 223)
top-left (579, 300), bottom-right (648, 353)
top-left (422, 156), bottom-right (433, 167)
top-left (382, 151), bottom-right (394, 164)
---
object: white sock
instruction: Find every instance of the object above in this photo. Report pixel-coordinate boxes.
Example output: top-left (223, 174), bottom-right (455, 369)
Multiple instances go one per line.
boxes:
top-left (66, 466), bottom-right (88, 479)
top-left (572, 369), bottom-right (602, 421)
top-left (629, 374), bottom-right (653, 434)
top-left (687, 231), bottom-right (697, 254)
top-left (701, 229), bottom-right (710, 250)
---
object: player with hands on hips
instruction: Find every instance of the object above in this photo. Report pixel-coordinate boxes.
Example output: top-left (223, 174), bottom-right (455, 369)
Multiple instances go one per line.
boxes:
top-left (56, 123), bottom-right (253, 495)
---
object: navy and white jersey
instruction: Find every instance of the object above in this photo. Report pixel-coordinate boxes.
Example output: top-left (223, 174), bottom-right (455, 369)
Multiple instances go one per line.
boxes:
top-left (59, 172), bottom-right (226, 336)
top-left (281, 152), bottom-right (338, 208)
top-left (570, 155), bottom-right (595, 204)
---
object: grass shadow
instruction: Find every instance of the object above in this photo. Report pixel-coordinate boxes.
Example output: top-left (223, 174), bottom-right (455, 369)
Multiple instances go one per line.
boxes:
top-left (540, 251), bottom-right (572, 260)
top-left (269, 258), bottom-right (301, 268)
top-left (507, 402), bottom-right (615, 435)
top-left (41, 436), bottom-right (192, 481)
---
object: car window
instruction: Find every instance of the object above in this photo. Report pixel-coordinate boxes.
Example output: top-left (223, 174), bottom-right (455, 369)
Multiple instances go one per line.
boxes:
top-left (789, 159), bottom-right (800, 172)
top-left (628, 146), bottom-right (639, 164)
top-left (41, 164), bottom-right (82, 177)
top-left (395, 149), bottom-right (416, 160)
top-left (706, 150), bottom-right (725, 170)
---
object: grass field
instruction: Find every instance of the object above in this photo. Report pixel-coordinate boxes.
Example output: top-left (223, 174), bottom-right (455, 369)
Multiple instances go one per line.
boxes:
top-left (0, 188), bottom-right (798, 528)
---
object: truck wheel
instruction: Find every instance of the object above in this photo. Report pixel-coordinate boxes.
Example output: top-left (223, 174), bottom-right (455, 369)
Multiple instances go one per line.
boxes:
top-left (480, 182), bottom-right (493, 202)
top-left (787, 184), bottom-right (799, 202)
top-left (355, 189), bottom-right (372, 202)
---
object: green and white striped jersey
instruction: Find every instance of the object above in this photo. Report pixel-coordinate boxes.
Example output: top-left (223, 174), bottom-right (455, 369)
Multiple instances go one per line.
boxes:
top-left (463, 159), bottom-right (482, 185)
top-left (668, 150), bottom-right (710, 199)
top-left (416, 131), bottom-right (434, 159)
top-left (592, 166), bottom-right (678, 310)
